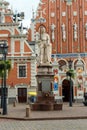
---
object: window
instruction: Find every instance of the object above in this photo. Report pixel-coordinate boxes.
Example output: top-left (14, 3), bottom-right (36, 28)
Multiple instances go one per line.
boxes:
top-left (19, 65), bottom-right (26, 78)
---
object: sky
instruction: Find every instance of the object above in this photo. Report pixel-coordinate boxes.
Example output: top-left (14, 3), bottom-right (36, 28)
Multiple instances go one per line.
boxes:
top-left (7, 0), bottom-right (40, 28)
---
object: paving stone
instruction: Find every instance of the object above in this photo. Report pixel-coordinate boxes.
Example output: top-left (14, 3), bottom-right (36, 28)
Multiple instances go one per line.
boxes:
top-left (0, 103), bottom-right (87, 129)
top-left (0, 119), bottom-right (87, 130)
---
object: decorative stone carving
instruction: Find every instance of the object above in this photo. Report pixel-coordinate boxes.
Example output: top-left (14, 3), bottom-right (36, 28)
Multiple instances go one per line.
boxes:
top-left (85, 22), bottom-right (87, 40)
top-left (61, 23), bottom-right (66, 42)
top-left (73, 23), bottom-right (78, 41)
top-left (36, 32), bottom-right (39, 41)
top-left (65, 0), bottom-right (72, 5)
top-left (39, 0), bottom-right (46, 5)
top-left (0, 12), bottom-right (4, 23)
top-left (76, 54), bottom-right (84, 74)
top-left (51, 12), bottom-right (55, 18)
top-left (51, 24), bottom-right (56, 42)
top-left (50, 0), bottom-right (56, 3)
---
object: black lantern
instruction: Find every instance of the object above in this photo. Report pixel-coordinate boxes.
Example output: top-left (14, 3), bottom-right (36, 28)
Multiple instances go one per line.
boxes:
top-left (0, 40), bottom-right (8, 115)
top-left (67, 59), bottom-right (73, 107)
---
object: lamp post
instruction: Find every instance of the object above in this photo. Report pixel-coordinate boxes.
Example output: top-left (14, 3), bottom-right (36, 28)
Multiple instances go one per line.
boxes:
top-left (0, 41), bottom-right (8, 115)
top-left (67, 59), bottom-right (73, 107)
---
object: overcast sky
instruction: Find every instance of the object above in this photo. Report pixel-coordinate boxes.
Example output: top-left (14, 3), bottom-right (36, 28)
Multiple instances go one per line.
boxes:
top-left (7, 0), bottom-right (40, 27)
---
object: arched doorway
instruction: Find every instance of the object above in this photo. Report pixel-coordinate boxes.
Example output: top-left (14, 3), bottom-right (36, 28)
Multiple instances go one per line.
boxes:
top-left (62, 79), bottom-right (73, 102)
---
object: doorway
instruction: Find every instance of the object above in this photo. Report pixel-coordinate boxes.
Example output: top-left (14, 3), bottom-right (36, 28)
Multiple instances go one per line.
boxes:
top-left (62, 79), bottom-right (73, 102)
top-left (18, 88), bottom-right (27, 103)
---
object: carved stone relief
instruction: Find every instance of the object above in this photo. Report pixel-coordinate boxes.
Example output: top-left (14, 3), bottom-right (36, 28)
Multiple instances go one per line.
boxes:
top-left (61, 23), bottom-right (66, 42)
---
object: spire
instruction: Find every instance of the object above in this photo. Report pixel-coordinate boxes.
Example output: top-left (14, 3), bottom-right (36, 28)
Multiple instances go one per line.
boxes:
top-left (31, 7), bottom-right (35, 23)
top-left (32, 7), bottom-right (35, 19)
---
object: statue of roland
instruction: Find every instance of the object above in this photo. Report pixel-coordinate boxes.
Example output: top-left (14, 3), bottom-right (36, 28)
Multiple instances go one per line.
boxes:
top-left (37, 26), bottom-right (52, 65)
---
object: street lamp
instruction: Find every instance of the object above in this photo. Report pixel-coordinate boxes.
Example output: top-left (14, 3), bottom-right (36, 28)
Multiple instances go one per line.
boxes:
top-left (0, 40), bottom-right (8, 115)
top-left (67, 59), bottom-right (73, 107)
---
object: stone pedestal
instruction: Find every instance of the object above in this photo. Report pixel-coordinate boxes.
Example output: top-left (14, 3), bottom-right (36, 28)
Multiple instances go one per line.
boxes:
top-left (31, 64), bottom-right (63, 111)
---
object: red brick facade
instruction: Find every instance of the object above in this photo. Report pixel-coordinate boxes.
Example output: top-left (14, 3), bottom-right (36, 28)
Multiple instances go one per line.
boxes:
top-left (29, 0), bottom-right (87, 102)
top-left (32, 0), bottom-right (87, 54)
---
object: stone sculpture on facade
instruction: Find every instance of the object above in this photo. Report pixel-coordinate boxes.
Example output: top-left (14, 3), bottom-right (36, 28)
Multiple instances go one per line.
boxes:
top-left (37, 26), bottom-right (52, 64)
top-left (61, 23), bottom-right (66, 42)
top-left (73, 22), bottom-right (78, 41)
top-left (85, 22), bottom-right (87, 40)
top-left (51, 24), bottom-right (56, 42)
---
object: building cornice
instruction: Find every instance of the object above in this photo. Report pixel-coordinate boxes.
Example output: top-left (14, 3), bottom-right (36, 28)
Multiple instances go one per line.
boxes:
top-left (7, 55), bottom-right (36, 61)
top-left (4, 12), bottom-right (13, 16)
top-left (0, 23), bottom-right (19, 27)
top-left (52, 53), bottom-right (87, 58)
top-left (9, 34), bottom-right (27, 39)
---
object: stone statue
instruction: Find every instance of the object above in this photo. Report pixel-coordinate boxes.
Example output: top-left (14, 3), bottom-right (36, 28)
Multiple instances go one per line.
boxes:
top-left (73, 23), bottom-right (78, 41)
top-left (37, 26), bottom-right (52, 64)
top-left (61, 23), bottom-right (66, 42)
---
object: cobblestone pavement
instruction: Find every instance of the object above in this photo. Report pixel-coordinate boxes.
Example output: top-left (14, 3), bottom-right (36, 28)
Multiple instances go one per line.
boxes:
top-left (0, 102), bottom-right (87, 120)
top-left (0, 119), bottom-right (87, 130)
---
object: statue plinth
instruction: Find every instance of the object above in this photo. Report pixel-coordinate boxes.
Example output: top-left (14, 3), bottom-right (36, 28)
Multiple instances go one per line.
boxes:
top-left (30, 63), bottom-right (63, 111)
top-left (37, 64), bottom-right (53, 75)
top-left (31, 26), bottom-right (63, 110)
